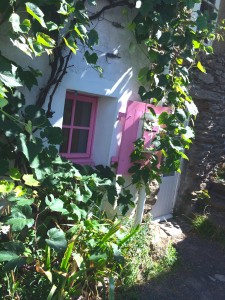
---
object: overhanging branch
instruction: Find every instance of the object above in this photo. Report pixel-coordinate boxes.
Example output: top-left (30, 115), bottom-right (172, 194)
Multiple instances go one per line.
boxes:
top-left (89, 1), bottom-right (135, 20)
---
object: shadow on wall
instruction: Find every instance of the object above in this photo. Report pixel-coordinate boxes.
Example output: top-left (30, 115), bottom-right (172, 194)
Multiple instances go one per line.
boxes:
top-left (105, 67), bottom-right (133, 96)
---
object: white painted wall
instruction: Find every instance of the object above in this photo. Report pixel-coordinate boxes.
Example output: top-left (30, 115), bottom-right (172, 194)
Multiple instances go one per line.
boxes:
top-left (0, 1), bottom-right (178, 221)
top-left (49, 0), bottom-right (148, 166)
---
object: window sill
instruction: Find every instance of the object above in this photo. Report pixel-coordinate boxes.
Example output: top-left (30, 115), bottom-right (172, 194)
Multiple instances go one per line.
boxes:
top-left (61, 154), bottom-right (94, 166)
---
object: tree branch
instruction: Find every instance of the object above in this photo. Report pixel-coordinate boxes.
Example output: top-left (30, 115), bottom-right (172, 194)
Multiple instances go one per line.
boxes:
top-left (89, 1), bottom-right (135, 20)
top-left (46, 50), bottom-right (72, 118)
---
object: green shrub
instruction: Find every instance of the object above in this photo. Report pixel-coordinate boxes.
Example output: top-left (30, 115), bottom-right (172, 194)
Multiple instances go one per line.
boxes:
top-left (119, 220), bottom-right (178, 287)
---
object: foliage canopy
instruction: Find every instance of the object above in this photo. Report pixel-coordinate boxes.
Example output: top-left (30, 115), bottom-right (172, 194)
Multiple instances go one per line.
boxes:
top-left (0, 0), bottom-right (223, 298)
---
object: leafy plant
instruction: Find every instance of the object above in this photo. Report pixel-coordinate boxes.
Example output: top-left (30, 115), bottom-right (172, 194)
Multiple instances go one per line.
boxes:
top-left (0, 180), bottom-right (138, 299)
top-left (128, 0), bottom-right (224, 196)
top-left (119, 220), bottom-right (153, 287)
top-left (192, 214), bottom-right (216, 237)
top-left (117, 220), bottom-right (178, 299)
top-left (0, 0), bottom-right (224, 298)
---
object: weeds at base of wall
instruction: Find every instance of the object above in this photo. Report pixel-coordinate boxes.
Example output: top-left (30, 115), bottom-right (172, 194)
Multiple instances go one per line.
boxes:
top-left (212, 163), bottom-right (225, 183)
top-left (117, 220), bottom-right (178, 299)
top-left (192, 214), bottom-right (225, 244)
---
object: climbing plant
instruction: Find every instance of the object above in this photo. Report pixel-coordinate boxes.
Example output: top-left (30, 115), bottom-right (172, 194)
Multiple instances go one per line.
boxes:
top-left (128, 0), bottom-right (220, 181)
top-left (0, 0), bottom-right (223, 298)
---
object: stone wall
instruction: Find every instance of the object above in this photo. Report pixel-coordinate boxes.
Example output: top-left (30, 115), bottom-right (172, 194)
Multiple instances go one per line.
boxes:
top-left (175, 53), bottom-right (225, 213)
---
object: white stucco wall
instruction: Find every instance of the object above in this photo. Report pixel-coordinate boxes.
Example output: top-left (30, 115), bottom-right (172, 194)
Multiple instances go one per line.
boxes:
top-left (48, 1), bottom-right (147, 166)
top-left (0, 1), bottom-right (180, 221)
top-left (0, 1), bottom-right (147, 167)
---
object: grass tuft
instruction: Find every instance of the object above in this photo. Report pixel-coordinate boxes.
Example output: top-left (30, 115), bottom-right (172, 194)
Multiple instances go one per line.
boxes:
top-left (192, 214), bottom-right (225, 243)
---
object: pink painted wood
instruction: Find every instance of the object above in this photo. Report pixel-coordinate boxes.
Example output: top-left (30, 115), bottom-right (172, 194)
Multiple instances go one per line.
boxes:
top-left (116, 100), bottom-right (170, 175)
top-left (61, 91), bottom-right (97, 164)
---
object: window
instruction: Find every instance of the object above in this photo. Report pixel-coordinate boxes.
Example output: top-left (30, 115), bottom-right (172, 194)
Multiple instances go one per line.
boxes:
top-left (60, 91), bottom-right (97, 164)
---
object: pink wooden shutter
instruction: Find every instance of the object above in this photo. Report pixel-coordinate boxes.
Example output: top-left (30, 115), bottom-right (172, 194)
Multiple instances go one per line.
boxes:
top-left (116, 100), bottom-right (169, 175)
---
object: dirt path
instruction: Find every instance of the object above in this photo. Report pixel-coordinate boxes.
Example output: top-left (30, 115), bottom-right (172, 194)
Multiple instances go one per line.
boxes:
top-left (123, 219), bottom-right (225, 300)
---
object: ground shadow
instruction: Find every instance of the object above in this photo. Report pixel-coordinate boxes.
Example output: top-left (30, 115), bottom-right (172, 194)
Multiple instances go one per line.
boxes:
top-left (116, 217), bottom-right (225, 300)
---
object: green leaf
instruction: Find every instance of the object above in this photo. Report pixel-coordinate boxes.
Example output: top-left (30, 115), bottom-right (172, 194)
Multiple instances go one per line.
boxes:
top-left (23, 174), bottom-right (40, 186)
top-left (107, 185), bottom-right (117, 206)
top-left (63, 37), bottom-right (78, 54)
top-left (178, 151), bottom-right (189, 160)
top-left (7, 194), bottom-right (34, 206)
top-left (84, 51), bottom-right (98, 64)
top-left (45, 195), bottom-right (68, 214)
top-left (46, 228), bottom-right (67, 252)
top-left (183, 126), bottom-right (195, 139)
top-left (205, 45), bottom-right (213, 54)
top-left (60, 238), bottom-right (75, 271)
top-left (10, 38), bottom-right (33, 57)
top-left (0, 73), bottom-right (22, 88)
top-left (17, 133), bottom-right (43, 168)
top-left (57, 1), bottom-right (74, 15)
top-left (89, 253), bottom-right (107, 261)
top-left (117, 176), bottom-right (125, 186)
top-left (9, 13), bottom-right (21, 33)
top-left (197, 61), bottom-right (206, 73)
top-left (46, 285), bottom-right (57, 300)
top-left (24, 120), bottom-right (33, 134)
top-left (138, 67), bottom-right (149, 85)
top-left (24, 105), bottom-right (49, 127)
top-left (17, 68), bottom-right (38, 90)
top-left (192, 40), bottom-right (201, 49)
top-left (0, 180), bottom-right (14, 193)
top-left (46, 21), bottom-right (58, 31)
top-left (40, 127), bottom-right (63, 144)
top-left (20, 19), bottom-right (31, 33)
top-left (25, 2), bottom-right (46, 28)
top-left (0, 251), bottom-right (18, 262)
top-left (176, 108), bottom-right (186, 121)
top-left (70, 203), bottom-right (87, 220)
top-left (74, 25), bottom-right (87, 40)
top-left (87, 29), bottom-right (99, 47)
top-left (6, 205), bottom-right (34, 231)
top-left (4, 257), bottom-right (27, 271)
top-left (2, 241), bottom-right (25, 254)
top-left (73, 253), bottom-right (83, 268)
top-left (37, 33), bottom-right (55, 48)
top-left (196, 15), bottom-right (207, 31)
top-left (0, 98), bottom-right (8, 108)
top-left (158, 111), bottom-right (169, 124)
top-left (185, 100), bottom-right (198, 116)
top-left (176, 58), bottom-right (183, 65)
top-left (109, 276), bottom-right (115, 300)
top-left (9, 168), bottom-right (21, 180)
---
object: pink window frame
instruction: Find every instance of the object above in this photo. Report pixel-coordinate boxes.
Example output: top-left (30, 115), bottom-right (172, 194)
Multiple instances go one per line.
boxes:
top-left (60, 91), bottom-right (97, 164)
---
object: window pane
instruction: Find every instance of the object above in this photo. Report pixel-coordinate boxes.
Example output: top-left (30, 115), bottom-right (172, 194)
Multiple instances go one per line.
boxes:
top-left (74, 101), bottom-right (92, 126)
top-left (63, 99), bottom-right (73, 125)
top-left (71, 129), bottom-right (89, 153)
top-left (60, 128), bottom-right (70, 153)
